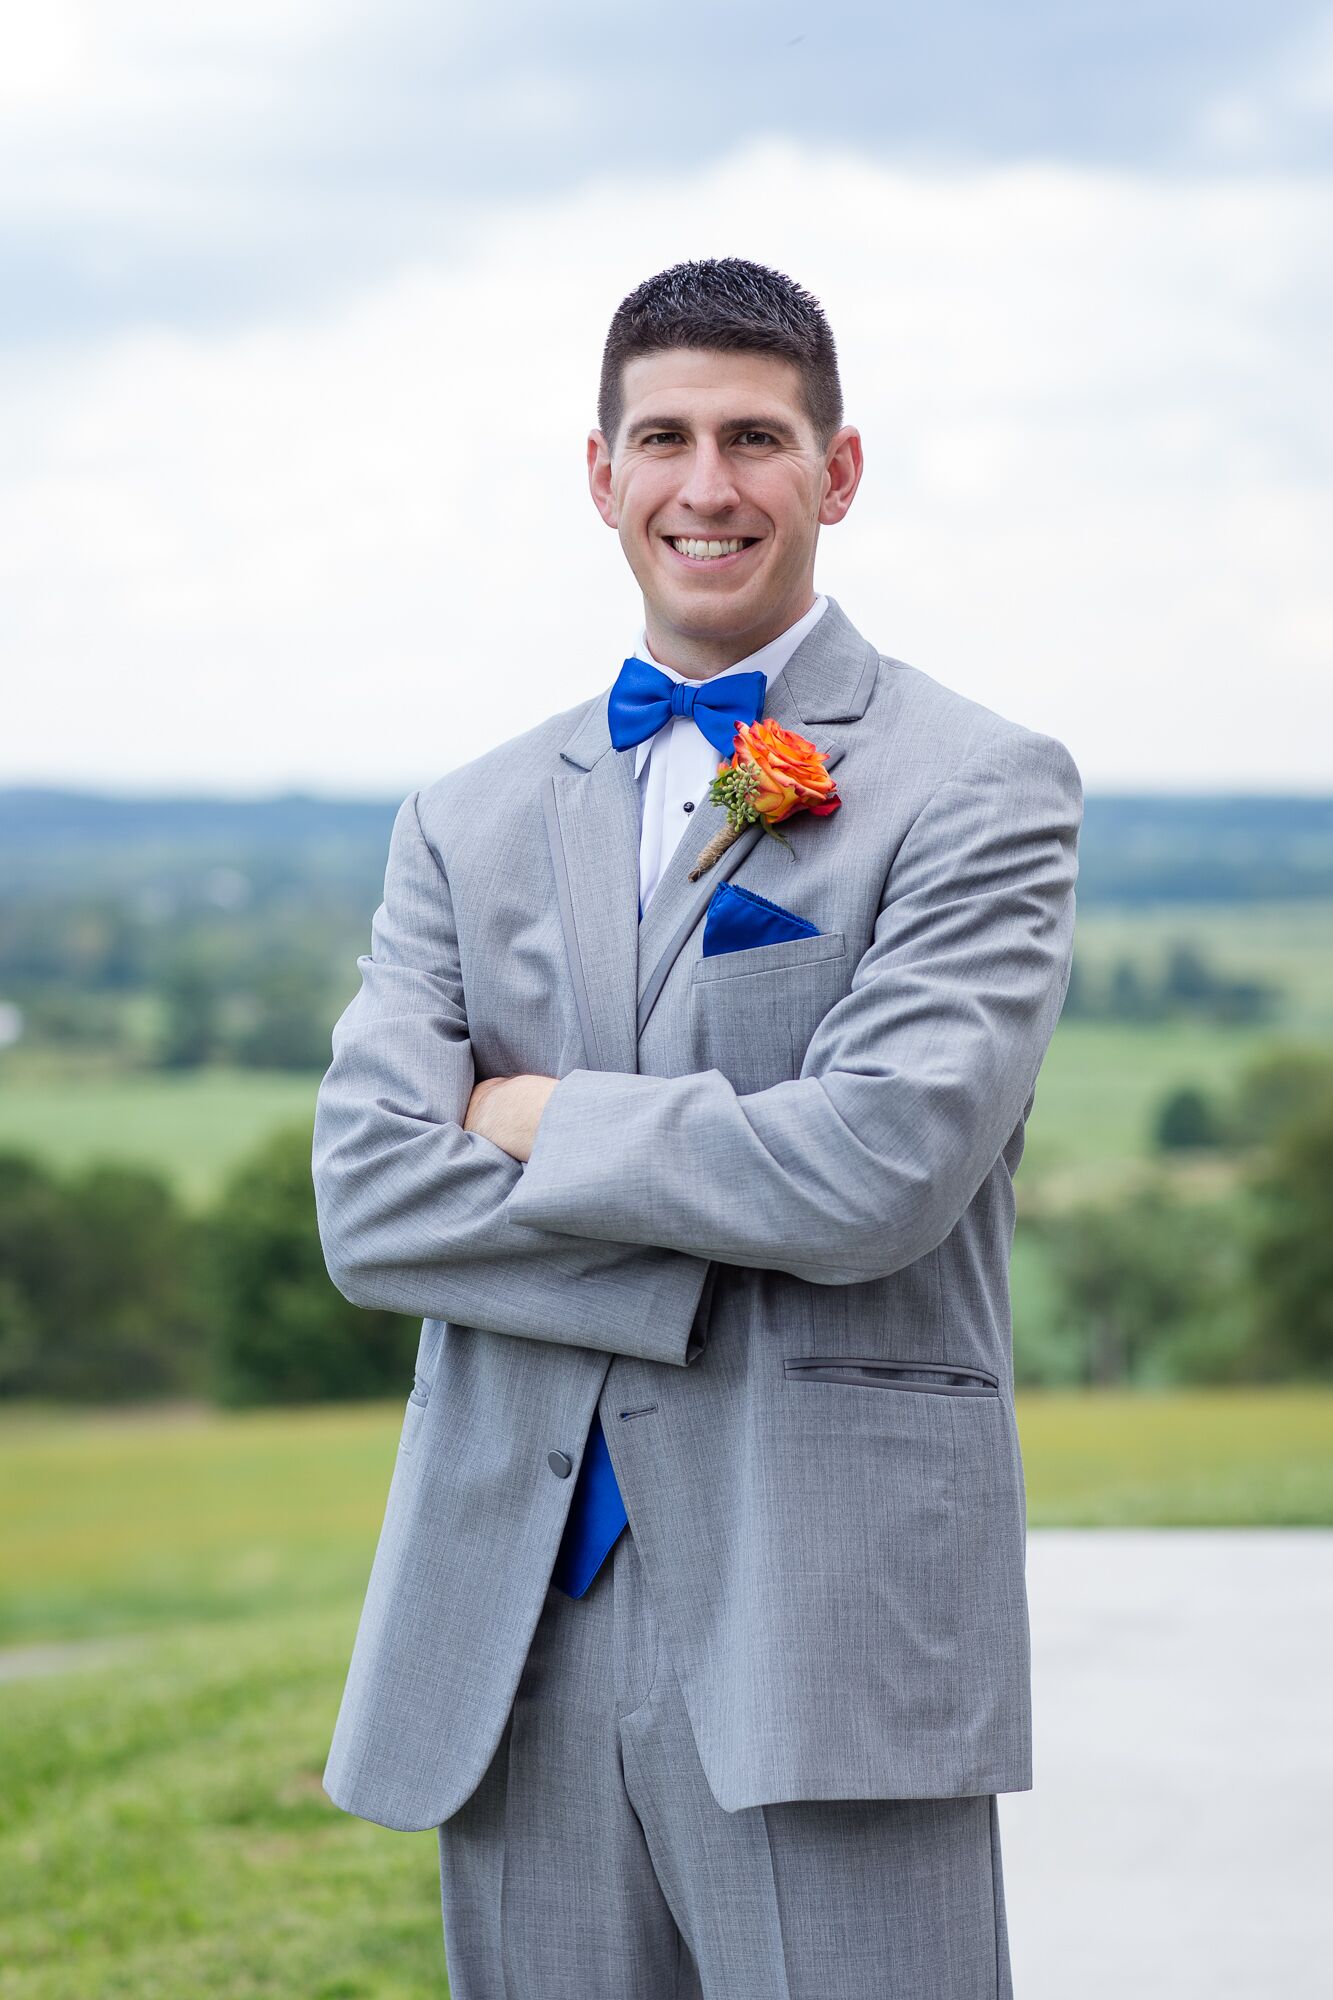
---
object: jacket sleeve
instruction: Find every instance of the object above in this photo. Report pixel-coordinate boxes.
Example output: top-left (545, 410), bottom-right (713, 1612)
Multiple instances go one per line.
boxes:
top-left (506, 729), bottom-right (1082, 1285)
top-left (311, 790), bottom-right (714, 1367)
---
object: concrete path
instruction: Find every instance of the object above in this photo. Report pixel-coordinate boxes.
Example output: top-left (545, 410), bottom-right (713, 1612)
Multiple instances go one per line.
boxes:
top-left (0, 1632), bottom-right (148, 1682)
top-left (1004, 1530), bottom-right (1331, 1999)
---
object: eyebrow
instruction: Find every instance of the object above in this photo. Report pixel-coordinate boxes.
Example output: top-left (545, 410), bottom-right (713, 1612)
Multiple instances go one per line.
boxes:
top-left (625, 414), bottom-right (799, 444)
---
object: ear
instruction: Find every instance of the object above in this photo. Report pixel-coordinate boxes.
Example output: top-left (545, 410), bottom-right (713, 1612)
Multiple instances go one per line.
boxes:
top-left (817, 425), bottom-right (864, 527)
top-left (587, 430), bottom-right (619, 528)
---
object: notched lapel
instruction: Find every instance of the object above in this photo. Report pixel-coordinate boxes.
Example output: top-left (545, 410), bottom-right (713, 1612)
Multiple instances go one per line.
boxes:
top-left (543, 737), bottom-right (642, 1078)
top-left (544, 595), bottom-right (881, 1063)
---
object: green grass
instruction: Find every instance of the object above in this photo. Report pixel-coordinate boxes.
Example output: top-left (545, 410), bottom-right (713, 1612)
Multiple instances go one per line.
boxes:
top-left (0, 1069), bottom-right (321, 1206)
top-left (0, 1404), bottom-right (447, 1999)
top-left (2, 1391), bottom-right (1331, 1997)
top-left (1017, 1386), bottom-right (1333, 1524)
top-left (0, 1402), bottom-right (394, 1647)
top-left (0, 1605), bottom-right (446, 2000)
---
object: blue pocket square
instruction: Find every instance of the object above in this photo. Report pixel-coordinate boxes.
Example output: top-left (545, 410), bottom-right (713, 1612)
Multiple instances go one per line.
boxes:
top-left (701, 879), bottom-right (821, 958)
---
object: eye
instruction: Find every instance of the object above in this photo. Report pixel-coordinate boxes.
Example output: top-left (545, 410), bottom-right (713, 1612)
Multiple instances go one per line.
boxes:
top-left (736, 430), bottom-right (777, 447)
top-left (642, 431), bottom-right (683, 446)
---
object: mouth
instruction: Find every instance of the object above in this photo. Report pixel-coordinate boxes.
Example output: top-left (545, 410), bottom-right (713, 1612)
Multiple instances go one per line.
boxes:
top-left (662, 535), bottom-right (761, 568)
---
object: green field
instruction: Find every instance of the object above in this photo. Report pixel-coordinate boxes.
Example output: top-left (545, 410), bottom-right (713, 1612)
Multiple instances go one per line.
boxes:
top-left (0, 1068), bottom-right (322, 1207)
top-left (0, 1015), bottom-right (1312, 1209)
top-left (1068, 900), bottom-right (1333, 1034)
top-left (2, 1391), bottom-right (1331, 1999)
top-left (0, 901), bottom-right (1329, 1207)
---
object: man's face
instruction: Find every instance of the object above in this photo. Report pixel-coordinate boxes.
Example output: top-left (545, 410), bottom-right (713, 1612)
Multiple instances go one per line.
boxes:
top-left (587, 348), bottom-right (861, 669)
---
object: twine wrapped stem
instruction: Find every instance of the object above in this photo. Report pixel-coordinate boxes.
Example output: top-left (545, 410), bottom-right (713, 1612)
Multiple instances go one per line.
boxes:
top-left (687, 822), bottom-right (743, 881)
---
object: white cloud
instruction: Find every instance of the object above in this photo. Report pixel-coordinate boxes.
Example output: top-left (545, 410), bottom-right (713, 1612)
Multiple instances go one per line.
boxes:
top-left (3, 142), bottom-right (1330, 794)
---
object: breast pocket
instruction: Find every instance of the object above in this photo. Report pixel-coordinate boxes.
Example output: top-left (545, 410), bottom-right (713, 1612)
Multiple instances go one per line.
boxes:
top-left (688, 930), bottom-right (849, 1093)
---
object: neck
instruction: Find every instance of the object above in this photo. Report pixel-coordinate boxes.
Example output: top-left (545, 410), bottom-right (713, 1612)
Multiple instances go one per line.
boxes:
top-left (643, 588), bottom-right (818, 680)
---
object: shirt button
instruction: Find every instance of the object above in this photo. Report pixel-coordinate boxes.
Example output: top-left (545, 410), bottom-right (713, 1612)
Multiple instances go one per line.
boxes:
top-left (683, 800), bottom-right (694, 812)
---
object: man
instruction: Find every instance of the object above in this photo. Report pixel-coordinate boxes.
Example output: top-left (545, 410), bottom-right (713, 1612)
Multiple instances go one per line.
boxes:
top-left (312, 257), bottom-right (1082, 1997)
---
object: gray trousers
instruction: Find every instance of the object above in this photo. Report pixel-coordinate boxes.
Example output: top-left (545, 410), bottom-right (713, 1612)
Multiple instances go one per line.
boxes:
top-left (437, 1527), bottom-right (1013, 1998)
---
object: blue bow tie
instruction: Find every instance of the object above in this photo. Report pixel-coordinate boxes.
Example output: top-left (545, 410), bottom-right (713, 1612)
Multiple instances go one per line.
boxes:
top-left (607, 657), bottom-right (768, 762)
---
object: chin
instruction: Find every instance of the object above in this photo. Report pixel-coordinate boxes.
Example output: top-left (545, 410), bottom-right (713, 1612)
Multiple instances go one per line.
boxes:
top-left (661, 575), bottom-right (763, 617)
top-left (659, 599), bottom-right (755, 642)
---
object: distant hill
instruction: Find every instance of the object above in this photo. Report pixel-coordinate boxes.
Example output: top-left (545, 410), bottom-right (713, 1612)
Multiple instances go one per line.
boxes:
top-left (0, 789), bottom-right (399, 908)
top-left (2, 787), bottom-right (1332, 907)
top-left (1074, 796), bottom-right (1333, 903)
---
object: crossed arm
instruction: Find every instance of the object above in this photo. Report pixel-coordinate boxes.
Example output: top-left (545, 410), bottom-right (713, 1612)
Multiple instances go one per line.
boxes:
top-left (312, 791), bottom-right (716, 1368)
top-left (313, 728), bottom-right (1081, 1359)
top-left (505, 729), bottom-right (1082, 1283)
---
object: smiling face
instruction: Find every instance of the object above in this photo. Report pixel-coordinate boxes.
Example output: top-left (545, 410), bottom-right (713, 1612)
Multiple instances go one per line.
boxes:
top-left (587, 347), bottom-right (863, 676)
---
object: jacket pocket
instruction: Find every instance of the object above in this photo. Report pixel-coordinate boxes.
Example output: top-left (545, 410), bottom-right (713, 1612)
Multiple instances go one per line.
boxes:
top-left (692, 929), bottom-right (846, 982)
top-left (399, 1377), bottom-right (431, 1454)
top-left (784, 1355), bottom-right (1000, 1397)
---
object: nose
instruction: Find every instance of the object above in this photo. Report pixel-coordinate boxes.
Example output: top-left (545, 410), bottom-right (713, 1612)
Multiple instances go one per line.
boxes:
top-left (676, 437), bottom-right (741, 520)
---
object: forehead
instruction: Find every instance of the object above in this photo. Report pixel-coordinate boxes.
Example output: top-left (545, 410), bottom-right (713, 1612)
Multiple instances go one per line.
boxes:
top-left (619, 347), bottom-right (809, 429)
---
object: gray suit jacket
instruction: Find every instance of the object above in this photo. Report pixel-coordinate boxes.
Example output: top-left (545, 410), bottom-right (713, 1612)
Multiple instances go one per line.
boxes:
top-left (313, 595), bottom-right (1082, 1831)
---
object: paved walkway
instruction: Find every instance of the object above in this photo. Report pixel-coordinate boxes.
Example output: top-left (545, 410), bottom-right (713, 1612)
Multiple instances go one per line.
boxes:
top-left (1005, 1530), bottom-right (1331, 1999)
top-left (0, 1633), bottom-right (147, 1683)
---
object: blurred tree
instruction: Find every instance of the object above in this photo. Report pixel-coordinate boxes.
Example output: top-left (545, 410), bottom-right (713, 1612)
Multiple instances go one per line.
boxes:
top-left (1206, 976), bottom-right (1279, 1026)
top-left (1230, 1045), bottom-right (1333, 1147)
top-left (0, 1153), bottom-right (73, 1397)
top-left (1039, 1182), bottom-right (1242, 1386)
top-left (0, 1151), bottom-right (206, 1399)
top-left (235, 962), bottom-right (336, 1070)
top-left (206, 1123), bottom-right (415, 1406)
top-left (158, 954), bottom-right (223, 1068)
top-left (1162, 940), bottom-right (1214, 1006)
top-left (1107, 956), bottom-right (1161, 1022)
top-left (1246, 1086), bottom-right (1333, 1379)
top-left (1153, 1084), bottom-right (1229, 1152)
top-left (1161, 938), bottom-right (1279, 1025)
top-left (65, 1163), bottom-right (213, 1397)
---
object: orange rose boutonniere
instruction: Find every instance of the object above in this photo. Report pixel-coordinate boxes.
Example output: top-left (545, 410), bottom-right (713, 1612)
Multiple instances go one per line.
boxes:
top-left (687, 718), bottom-right (842, 881)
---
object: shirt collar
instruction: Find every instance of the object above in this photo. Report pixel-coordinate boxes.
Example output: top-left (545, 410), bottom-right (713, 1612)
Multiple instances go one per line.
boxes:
top-left (629, 594), bottom-right (828, 780)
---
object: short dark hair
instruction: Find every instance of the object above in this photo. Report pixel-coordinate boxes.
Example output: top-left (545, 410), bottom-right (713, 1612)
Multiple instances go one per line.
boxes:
top-left (597, 257), bottom-right (844, 455)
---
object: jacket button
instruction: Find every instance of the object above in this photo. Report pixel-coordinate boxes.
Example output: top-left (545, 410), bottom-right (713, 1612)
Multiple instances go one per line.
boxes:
top-left (548, 1450), bottom-right (574, 1477)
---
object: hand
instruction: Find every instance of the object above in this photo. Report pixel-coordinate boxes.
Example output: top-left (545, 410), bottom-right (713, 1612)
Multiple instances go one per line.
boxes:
top-left (463, 1074), bottom-right (559, 1163)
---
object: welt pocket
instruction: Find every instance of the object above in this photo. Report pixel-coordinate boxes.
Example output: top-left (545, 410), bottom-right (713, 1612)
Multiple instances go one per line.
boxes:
top-left (784, 1356), bottom-right (1000, 1397)
top-left (399, 1380), bottom-right (430, 1456)
top-left (692, 929), bottom-right (847, 983)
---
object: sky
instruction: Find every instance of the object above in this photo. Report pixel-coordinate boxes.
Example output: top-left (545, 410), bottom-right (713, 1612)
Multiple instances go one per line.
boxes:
top-left (4, 1), bottom-right (1331, 796)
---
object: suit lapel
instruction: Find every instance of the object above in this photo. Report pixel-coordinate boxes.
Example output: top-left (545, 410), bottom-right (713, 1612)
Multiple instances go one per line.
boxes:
top-left (544, 595), bottom-right (881, 1066)
top-left (543, 741), bottom-right (643, 1077)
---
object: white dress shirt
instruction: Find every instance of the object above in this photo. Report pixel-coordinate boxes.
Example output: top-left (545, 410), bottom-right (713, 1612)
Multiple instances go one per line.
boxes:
top-left (630, 595), bottom-right (828, 914)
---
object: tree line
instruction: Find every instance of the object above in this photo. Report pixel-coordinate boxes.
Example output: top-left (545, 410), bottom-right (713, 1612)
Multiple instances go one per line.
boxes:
top-left (1, 1046), bottom-right (1331, 1406)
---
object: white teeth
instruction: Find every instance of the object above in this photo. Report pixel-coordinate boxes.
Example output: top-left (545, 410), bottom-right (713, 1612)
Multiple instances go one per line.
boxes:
top-left (671, 537), bottom-right (750, 560)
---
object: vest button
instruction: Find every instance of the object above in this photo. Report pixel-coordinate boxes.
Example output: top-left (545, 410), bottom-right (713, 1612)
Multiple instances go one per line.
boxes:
top-left (548, 1450), bottom-right (574, 1477)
